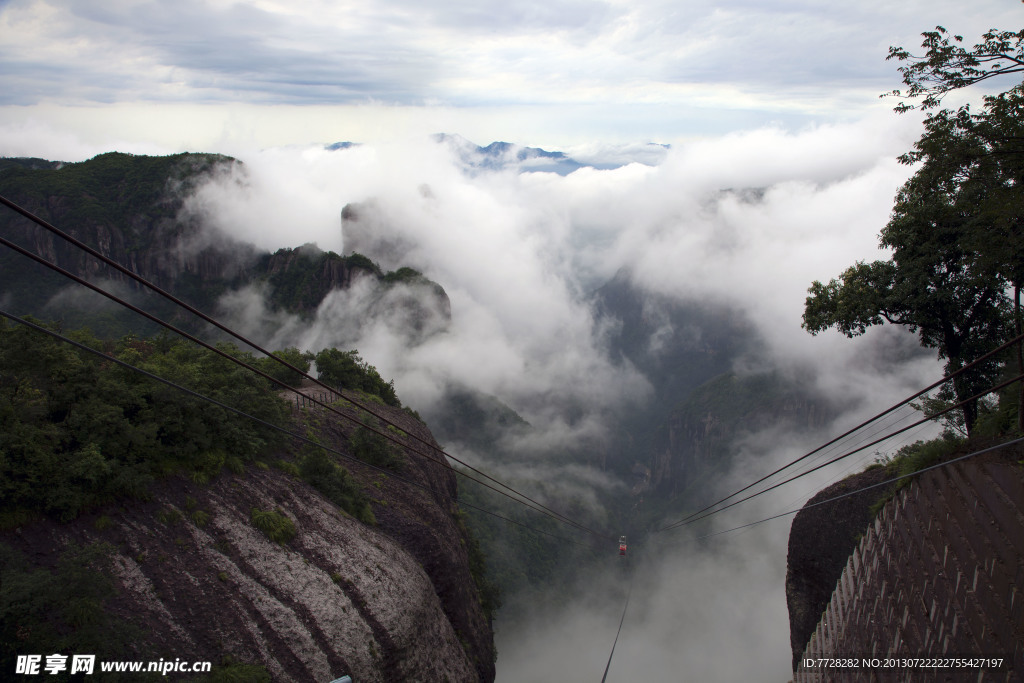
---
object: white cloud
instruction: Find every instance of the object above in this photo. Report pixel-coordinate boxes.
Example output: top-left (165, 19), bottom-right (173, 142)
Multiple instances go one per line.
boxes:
top-left (1, 0), bottom-right (1019, 147)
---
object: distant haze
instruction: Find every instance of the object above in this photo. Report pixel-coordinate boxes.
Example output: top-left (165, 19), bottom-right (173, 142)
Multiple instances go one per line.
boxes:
top-left (158, 123), bottom-right (944, 681)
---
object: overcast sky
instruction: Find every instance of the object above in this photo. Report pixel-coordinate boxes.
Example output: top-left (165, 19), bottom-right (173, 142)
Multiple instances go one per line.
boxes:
top-left (0, 0), bottom-right (1021, 155)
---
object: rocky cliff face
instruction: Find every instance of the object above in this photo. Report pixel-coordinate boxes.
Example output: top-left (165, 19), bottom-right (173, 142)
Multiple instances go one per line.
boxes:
top-left (0, 154), bottom-right (251, 303)
top-left (789, 450), bottom-right (1024, 680)
top-left (0, 153), bottom-right (451, 339)
top-left (650, 372), bottom-right (835, 498)
top-left (2, 391), bottom-right (496, 682)
top-left (784, 466), bottom-right (888, 671)
top-left (0, 153), bottom-right (489, 680)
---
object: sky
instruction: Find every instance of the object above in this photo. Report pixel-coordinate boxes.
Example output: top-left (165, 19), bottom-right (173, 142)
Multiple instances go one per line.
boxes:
top-left (0, 0), bottom-right (1021, 156)
top-left (3, 2), bottom-right (1019, 681)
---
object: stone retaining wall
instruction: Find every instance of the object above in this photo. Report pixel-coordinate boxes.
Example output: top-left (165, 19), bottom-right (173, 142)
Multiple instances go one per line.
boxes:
top-left (794, 457), bottom-right (1024, 683)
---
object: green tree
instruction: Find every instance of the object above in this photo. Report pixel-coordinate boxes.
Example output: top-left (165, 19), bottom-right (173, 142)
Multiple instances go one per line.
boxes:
top-left (895, 86), bottom-right (1024, 430)
top-left (887, 26), bottom-right (1024, 430)
top-left (0, 320), bottom-right (288, 521)
top-left (802, 202), bottom-right (1007, 434)
top-left (805, 27), bottom-right (1024, 435)
top-left (253, 347), bottom-right (313, 387)
top-left (313, 348), bottom-right (400, 406)
top-left (885, 26), bottom-right (1024, 112)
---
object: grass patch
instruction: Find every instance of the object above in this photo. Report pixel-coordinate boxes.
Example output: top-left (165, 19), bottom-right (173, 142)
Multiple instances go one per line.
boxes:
top-left (202, 657), bottom-right (272, 683)
top-left (300, 449), bottom-right (376, 525)
top-left (250, 507), bottom-right (296, 544)
top-left (156, 508), bottom-right (182, 526)
top-left (350, 427), bottom-right (403, 470)
top-left (868, 436), bottom-right (962, 517)
top-left (274, 459), bottom-right (301, 477)
top-left (188, 509), bottom-right (211, 528)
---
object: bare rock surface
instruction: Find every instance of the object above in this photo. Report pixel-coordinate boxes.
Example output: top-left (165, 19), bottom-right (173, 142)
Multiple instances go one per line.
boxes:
top-left (3, 393), bottom-right (495, 682)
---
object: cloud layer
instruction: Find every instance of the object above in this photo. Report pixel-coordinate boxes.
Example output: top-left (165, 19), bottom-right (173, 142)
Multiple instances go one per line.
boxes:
top-left (166, 117), bottom-right (960, 681)
top-left (1, 0), bottom-right (1020, 146)
top-left (174, 116), bottom-right (946, 484)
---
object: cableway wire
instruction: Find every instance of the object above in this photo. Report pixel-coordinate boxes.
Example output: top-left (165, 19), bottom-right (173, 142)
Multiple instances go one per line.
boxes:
top-left (0, 309), bottom-right (597, 550)
top-left (0, 194), bottom-right (613, 541)
top-left (777, 407), bottom-right (939, 515)
top-left (656, 331), bottom-right (1024, 532)
top-left (757, 402), bottom-right (933, 516)
top-left (0, 230), bottom-right (607, 540)
top-left (685, 435), bottom-right (1024, 543)
top-left (779, 402), bottom-right (920, 481)
top-left (600, 568), bottom-right (634, 683)
top-left (660, 370), bottom-right (1024, 531)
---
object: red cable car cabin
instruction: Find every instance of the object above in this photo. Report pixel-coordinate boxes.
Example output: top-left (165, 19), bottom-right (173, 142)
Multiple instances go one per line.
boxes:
top-left (618, 536), bottom-right (627, 556)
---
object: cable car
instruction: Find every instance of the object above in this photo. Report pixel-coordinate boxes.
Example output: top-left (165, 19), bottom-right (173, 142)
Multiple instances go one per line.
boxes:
top-left (618, 535), bottom-right (627, 556)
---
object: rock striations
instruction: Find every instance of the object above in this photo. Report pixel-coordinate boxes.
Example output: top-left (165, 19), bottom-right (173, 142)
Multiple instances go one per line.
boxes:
top-left (2, 390), bottom-right (496, 682)
top-left (787, 450), bottom-right (1024, 681)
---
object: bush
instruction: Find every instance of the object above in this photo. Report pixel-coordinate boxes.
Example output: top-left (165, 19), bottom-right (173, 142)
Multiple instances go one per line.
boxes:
top-left (350, 427), bottom-right (403, 470)
top-left (0, 320), bottom-right (289, 521)
top-left (253, 347), bottom-right (313, 388)
top-left (250, 508), bottom-right (296, 544)
top-left (0, 543), bottom-right (134, 677)
top-left (300, 449), bottom-right (376, 524)
top-left (313, 348), bottom-right (400, 407)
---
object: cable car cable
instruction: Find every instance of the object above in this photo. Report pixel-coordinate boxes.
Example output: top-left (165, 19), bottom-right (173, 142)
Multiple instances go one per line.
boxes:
top-left (655, 335), bottom-right (1024, 532)
top-left (599, 574), bottom-right (633, 683)
top-left (0, 234), bottom-right (606, 539)
top-left (0, 194), bottom-right (613, 540)
top-left (687, 435), bottom-right (1024, 543)
top-left (659, 371), bottom-right (1024, 531)
top-left (0, 310), bottom-right (596, 550)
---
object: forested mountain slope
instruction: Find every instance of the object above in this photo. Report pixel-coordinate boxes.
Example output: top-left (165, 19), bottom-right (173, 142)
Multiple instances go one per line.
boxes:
top-left (0, 154), bottom-right (493, 681)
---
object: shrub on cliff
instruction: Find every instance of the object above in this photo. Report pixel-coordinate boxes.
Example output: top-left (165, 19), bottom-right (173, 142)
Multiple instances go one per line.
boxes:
top-left (0, 318), bottom-right (289, 523)
top-left (314, 348), bottom-right (400, 407)
top-left (299, 449), bottom-right (376, 524)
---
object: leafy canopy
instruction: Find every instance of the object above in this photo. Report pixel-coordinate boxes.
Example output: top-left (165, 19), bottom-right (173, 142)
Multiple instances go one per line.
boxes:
top-left (886, 26), bottom-right (1024, 112)
top-left (313, 348), bottom-right (400, 407)
top-left (0, 319), bottom-right (289, 522)
top-left (805, 26), bottom-right (1024, 435)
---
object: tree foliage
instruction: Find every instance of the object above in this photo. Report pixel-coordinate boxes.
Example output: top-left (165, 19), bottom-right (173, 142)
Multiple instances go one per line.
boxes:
top-left (0, 319), bottom-right (289, 522)
top-left (886, 26), bottom-right (1024, 112)
top-left (253, 347), bottom-right (313, 388)
top-left (0, 543), bottom-right (137, 680)
top-left (806, 26), bottom-right (1024, 435)
top-left (298, 448), bottom-right (376, 523)
top-left (313, 348), bottom-right (400, 407)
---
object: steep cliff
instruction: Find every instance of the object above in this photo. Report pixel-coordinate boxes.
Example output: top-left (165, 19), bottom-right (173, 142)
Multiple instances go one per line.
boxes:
top-left (650, 371), bottom-right (835, 499)
top-left (787, 445), bottom-right (1024, 680)
top-left (784, 466), bottom-right (889, 671)
top-left (0, 153), bottom-right (451, 339)
top-left (2, 387), bottom-right (496, 682)
top-left (0, 152), bottom-right (491, 681)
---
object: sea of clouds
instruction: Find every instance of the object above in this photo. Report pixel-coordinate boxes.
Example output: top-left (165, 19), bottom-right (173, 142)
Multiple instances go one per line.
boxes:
top-left (2, 114), bottom-right (951, 680)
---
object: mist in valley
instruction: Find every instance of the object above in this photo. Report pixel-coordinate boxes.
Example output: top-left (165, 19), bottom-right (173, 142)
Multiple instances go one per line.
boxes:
top-left (2, 0), bottom-right (1020, 678)
top-left (159, 117), bottom-right (951, 681)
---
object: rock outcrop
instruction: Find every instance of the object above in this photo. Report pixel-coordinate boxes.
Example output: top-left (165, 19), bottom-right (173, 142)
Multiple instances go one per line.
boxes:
top-left (785, 466), bottom-right (888, 671)
top-left (651, 372), bottom-right (835, 498)
top-left (2, 389), bottom-right (496, 682)
top-left (788, 448), bottom-right (1024, 681)
top-left (0, 153), bottom-right (451, 337)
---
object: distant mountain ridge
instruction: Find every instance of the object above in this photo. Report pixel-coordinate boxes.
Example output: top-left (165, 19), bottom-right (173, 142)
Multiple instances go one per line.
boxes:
top-left (326, 134), bottom-right (669, 175)
top-left (0, 152), bottom-right (450, 340)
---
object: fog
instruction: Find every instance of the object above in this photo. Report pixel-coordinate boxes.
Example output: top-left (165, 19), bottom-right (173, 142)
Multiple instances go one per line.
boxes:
top-left (176, 115), bottom-right (945, 681)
